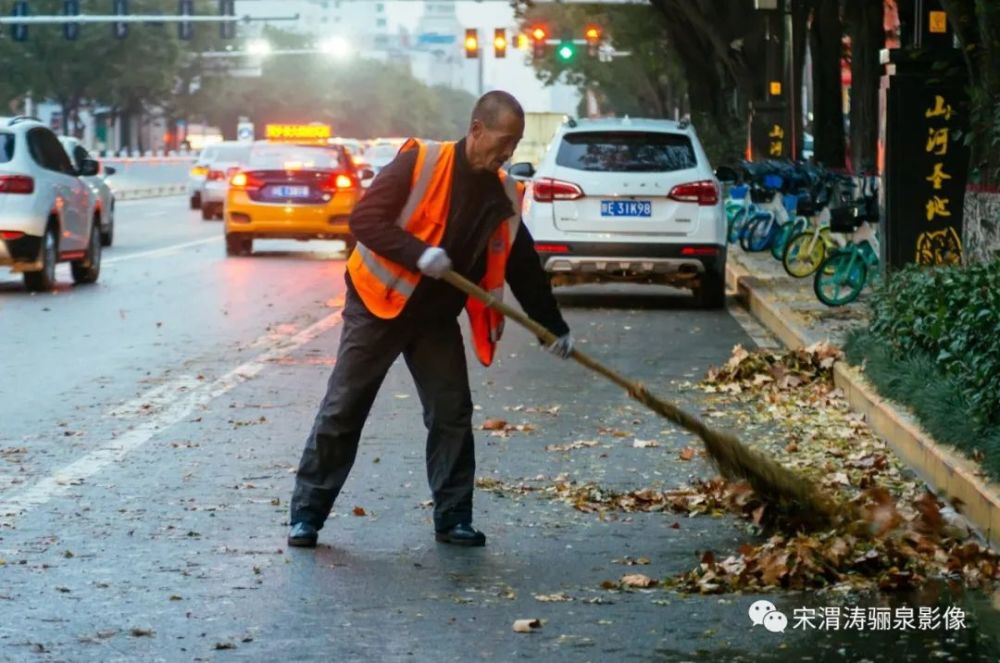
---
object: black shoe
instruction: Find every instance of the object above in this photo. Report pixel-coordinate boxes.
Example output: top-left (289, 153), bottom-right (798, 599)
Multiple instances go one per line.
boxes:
top-left (287, 522), bottom-right (318, 548)
top-left (435, 523), bottom-right (486, 547)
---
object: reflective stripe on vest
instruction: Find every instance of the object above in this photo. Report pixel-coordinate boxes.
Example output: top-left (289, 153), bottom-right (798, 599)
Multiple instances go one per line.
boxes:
top-left (347, 140), bottom-right (451, 318)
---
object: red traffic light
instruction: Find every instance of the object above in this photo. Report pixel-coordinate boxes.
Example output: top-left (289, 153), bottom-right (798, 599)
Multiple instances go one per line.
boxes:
top-left (530, 25), bottom-right (548, 58)
top-left (584, 26), bottom-right (601, 43)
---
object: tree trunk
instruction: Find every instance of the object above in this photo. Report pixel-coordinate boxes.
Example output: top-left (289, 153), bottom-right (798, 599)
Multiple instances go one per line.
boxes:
top-left (809, 0), bottom-right (847, 168)
top-left (845, 0), bottom-right (885, 173)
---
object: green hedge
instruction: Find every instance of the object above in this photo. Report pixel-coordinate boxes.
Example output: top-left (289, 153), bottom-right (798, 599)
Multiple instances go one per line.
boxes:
top-left (865, 262), bottom-right (1000, 426)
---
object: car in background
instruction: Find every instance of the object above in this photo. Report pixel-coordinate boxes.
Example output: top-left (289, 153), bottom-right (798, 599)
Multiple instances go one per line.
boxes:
top-left (223, 142), bottom-right (373, 256)
top-left (59, 136), bottom-right (116, 246)
top-left (362, 142), bottom-right (402, 176)
top-left (199, 143), bottom-right (253, 220)
top-left (511, 117), bottom-right (726, 308)
top-left (187, 141), bottom-right (251, 213)
top-left (0, 117), bottom-right (102, 291)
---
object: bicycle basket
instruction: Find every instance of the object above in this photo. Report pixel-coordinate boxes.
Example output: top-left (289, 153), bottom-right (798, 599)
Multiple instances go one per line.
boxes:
top-left (829, 206), bottom-right (864, 233)
top-left (729, 184), bottom-right (749, 200)
top-left (763, 174), bottom-right (784, 191)
top-left (796, 192), bottom-right (816, 216)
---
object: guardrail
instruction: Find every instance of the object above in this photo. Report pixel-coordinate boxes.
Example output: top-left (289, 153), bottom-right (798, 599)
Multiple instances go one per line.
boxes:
top-left (112, 184), bottom-right (189, 201)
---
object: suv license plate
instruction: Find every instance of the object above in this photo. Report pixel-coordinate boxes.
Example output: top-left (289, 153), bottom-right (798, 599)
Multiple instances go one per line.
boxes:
top-left (272, 185), bottom-right (310, 198)
top-left (601, 200), bottom-right (652, 217)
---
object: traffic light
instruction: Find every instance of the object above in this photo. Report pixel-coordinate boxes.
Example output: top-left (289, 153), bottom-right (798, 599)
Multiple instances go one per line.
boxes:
top-left (584, 25), bottom-right (602, 57)
top-left (64, 0), bottom-right (80, 41)
top-left (219, 0), bottom-right (235, 39)
top-left (556, 41), bottom-right (576, 62)
top-left (11, 0), bottom-right (28, 43)
top-left (530, 25), bottom-right (547, 59)
top-left (464, 28), bottom-right (479, 59)
top-left (178, 0), bottom-right (193, 40)
top-left (493, 28), bottom-right (507, 59)
top-left (112, 0), bottom-right (129, 40)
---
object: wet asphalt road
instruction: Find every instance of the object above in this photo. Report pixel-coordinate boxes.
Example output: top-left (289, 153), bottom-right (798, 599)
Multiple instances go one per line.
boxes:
top-left (1, 196), bottom-right (998, 661)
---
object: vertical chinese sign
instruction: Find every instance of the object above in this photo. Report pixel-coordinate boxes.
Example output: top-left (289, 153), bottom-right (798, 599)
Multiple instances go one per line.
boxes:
top-left (880, 4), bottom-right (970, 270)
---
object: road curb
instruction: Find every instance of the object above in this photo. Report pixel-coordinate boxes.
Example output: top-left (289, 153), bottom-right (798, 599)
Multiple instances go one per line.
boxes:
top-left (725, 256), bottom-right (1000, 547)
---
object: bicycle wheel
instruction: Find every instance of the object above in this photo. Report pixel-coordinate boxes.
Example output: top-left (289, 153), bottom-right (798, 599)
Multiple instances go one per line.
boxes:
top-left (814, 250), bottom-right (868, 306)
top-left (727, 207), bottom-right (747, 244)
top-left (782, 231), bottom-right (826, 277)
top-left (747, 216), bottom-right (774, 252)
top-left (770, 223), bottom-right (794, 260)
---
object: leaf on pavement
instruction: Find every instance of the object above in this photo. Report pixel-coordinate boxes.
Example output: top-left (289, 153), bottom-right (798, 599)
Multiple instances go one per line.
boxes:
top-left (482, 419), bottom-right (508, 431)
top-left (632, 439), bottom-right (659, 448)
top-left (679, 447), bottom-right (696, 461)
top-left (352, 506), bottom-right (367, 517)
top-left (621, 574), bottom-right (657, 588)
top-left (512, 619), bottom-right (542, 633)
top-left (534, 593), bottom-right (573, 602)
top-left (545, 440), bottom-right (598, 452)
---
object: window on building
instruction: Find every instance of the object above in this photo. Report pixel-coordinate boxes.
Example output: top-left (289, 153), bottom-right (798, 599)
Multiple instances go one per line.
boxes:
top-left (376, 18), bottom-right (387, 28)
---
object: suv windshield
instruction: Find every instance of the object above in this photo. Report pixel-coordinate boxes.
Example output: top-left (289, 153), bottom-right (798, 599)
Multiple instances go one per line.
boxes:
top-left (248, 145), bottom-right (343, 170)
top-left (556, 131), bottom-right (697, 173)
top-left (0, 133), bottom-right (14, 163)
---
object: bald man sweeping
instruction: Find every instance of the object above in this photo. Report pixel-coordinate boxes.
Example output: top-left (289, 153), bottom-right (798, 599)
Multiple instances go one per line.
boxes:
top-left (288, 91), bottom-right (573, 548)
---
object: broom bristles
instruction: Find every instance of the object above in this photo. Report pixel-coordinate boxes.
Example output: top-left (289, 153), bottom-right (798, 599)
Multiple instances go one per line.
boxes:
top-left (629, 383), bottom-right (837, 528)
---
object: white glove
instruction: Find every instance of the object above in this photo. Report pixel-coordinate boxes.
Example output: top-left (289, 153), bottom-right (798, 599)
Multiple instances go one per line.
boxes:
top-left (545, 333), bottom-right (574, 360)
top-left (416, 247), bottom-right (452, 279)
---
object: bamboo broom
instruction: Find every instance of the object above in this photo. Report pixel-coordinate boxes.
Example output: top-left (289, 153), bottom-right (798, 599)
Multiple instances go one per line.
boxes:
top-left (444, 270), bottom-right (836, 529)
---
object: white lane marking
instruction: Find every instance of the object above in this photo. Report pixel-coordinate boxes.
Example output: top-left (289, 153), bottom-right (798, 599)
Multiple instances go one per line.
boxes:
top-left (103, 236), bottom-right (221, 265)
top-left (727, 303), bottom-right (780, 350)
top-left (0, 310), bottom-right (343, 524)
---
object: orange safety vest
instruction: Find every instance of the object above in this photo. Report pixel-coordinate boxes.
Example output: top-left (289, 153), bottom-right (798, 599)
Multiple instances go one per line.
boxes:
top-left (346, 139), bottom-right (522, 366)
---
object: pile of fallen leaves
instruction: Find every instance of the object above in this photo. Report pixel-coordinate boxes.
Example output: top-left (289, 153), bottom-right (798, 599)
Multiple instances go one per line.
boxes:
top-left (476, 343), bottom-right (1000, 595)
top-left (703, 342), bottom-right (842, 393)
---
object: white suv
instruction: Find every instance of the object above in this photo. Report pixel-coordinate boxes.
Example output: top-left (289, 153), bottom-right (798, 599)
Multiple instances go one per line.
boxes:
top-left (0, 117), bottom-right (102, 291)
top-left (512, 117), bottom-right (726, 308)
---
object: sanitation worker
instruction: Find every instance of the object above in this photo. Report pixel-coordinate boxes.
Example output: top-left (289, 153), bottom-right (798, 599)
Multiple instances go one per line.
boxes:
top-left (288, 91), bottom-right (573, 548)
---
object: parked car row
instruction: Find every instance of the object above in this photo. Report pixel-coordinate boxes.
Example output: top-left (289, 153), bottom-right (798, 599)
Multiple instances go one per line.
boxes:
top-left (0, 116), bottom-right (117, 292)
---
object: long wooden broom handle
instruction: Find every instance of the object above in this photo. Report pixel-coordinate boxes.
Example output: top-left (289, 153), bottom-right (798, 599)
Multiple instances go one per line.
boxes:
top-left (442, 270), bottom-right (702, 431)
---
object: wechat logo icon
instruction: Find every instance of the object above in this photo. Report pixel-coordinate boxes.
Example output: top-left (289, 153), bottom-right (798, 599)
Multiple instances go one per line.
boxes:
top-left (748, 600), bottom-right (787, 634)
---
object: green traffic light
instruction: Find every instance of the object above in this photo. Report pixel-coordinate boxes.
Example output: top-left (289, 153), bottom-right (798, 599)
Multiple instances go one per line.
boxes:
top-left (557, 42), bottom-right (575, 61)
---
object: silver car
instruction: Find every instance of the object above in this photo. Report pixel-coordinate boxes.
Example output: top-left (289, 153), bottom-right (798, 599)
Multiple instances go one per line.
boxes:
top-left (0, 117), bottom-right (102, 291)
top-left (188, 142), bottom-right (252, 218)
top-left (59, 136), bottom-right (116, 246)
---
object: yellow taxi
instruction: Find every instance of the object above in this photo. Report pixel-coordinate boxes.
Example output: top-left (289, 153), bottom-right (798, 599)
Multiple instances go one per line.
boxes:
top-left (223, 125), bottom-right (373, 256)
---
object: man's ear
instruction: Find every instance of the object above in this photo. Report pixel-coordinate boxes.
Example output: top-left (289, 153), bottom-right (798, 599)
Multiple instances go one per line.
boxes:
top-left (469, 119), bottom-right (484, 139)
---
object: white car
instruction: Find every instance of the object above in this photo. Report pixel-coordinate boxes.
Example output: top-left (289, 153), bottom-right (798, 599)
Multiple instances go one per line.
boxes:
top-left (0, 117), bottom-right (102, 291)
top-left (512, 117), bottom-right (727, 308)
top-left (59, 136), bottom-right (116, 246)
top-left (199, 144), bottom-right (252, 220)
top-left (187, 141), bottom-right (251, 213)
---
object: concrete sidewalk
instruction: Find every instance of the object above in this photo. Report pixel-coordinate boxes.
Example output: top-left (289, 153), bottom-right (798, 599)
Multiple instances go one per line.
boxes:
top-left (725, 246), bottom-right (1000, 548)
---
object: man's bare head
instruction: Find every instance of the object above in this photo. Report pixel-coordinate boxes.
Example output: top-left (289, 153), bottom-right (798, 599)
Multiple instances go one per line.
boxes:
top-left (466, 91), bottom-right (525, 172)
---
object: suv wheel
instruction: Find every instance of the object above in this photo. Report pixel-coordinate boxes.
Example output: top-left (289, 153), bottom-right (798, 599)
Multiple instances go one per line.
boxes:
top-left (71, 220), bottom-right (102, 285)
top-left (190, 193), bottom-right (201, 210)
top-left (23, 224), bottom-right (58, 292)
top-left (695, 267), bottom-right (726, 309)
top-left (225, 234), bottom-right (252, 257)
top-left (201, 204), bottom-right (214, 221)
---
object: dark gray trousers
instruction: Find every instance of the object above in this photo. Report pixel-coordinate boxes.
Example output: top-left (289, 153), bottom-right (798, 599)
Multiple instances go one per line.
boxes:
top-left (290, 291), bottom-right (476, 532)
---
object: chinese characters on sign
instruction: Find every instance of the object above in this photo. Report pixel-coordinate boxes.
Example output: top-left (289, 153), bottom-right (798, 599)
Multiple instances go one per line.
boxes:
top-left (768, 124), bottom-right (784, 158)
top-left (916, 95), bottom-right (963, 264)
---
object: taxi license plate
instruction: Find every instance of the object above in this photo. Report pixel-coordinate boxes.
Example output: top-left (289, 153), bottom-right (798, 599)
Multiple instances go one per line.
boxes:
top-left (601, 200), bottom-right (652, 217)
top-left (272, 185), bottom-right (310, 198)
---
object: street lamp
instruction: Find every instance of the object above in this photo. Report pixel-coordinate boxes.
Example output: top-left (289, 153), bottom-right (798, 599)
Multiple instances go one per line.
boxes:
top-left (320, 36), bottom-right (352, 59)
top-left (246, 38), bottom-right (272, 56)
